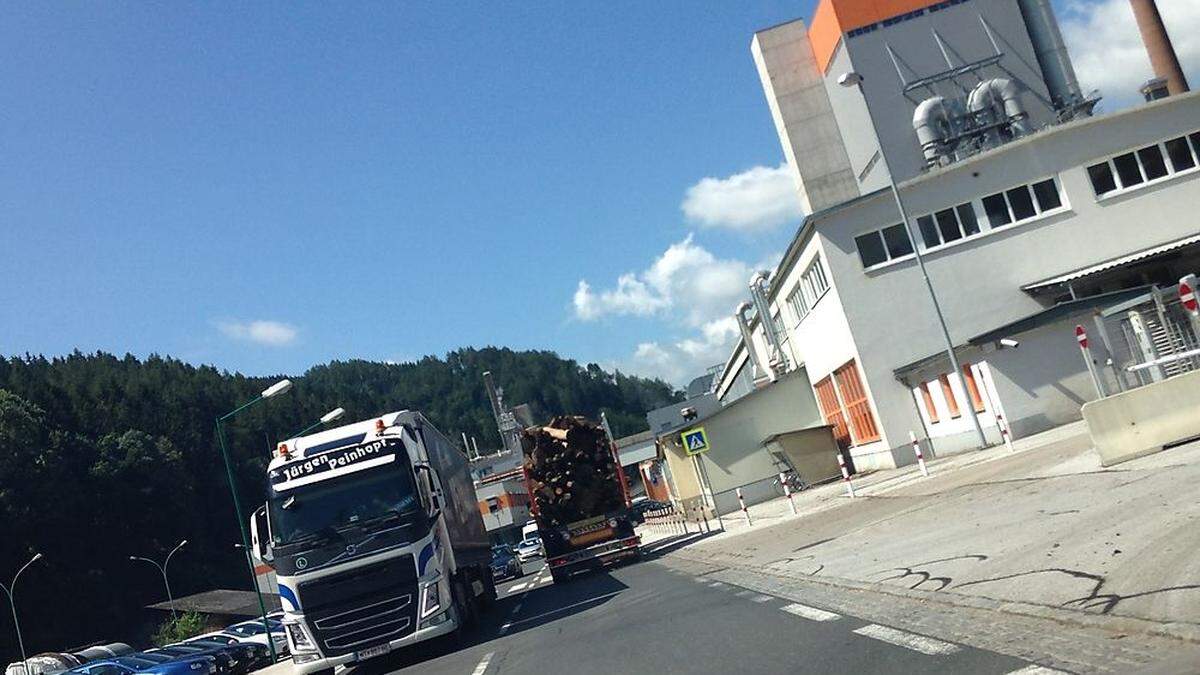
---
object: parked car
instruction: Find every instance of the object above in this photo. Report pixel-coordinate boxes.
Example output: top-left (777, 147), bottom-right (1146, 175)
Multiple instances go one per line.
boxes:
top-left (179, 641), bottom-right (266, 673)
top-left (65, 656), bottom-right (207, 675)
top-left (126, 653), bottom-right (218, 675)
top-left (217, 620), bottom-right (288, 655)
top-left (144, 647), bottom-right (237, 675)
top-left (515, 537), bottom-right (543, 562)
top-left (490, 545), bottom-right (524, 581)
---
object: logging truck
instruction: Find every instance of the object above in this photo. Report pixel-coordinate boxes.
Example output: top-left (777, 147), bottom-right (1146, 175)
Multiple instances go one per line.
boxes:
top-left (521, 416), bottom-right (641, 582)
top-left (248, 411), bottom-right (493, 675)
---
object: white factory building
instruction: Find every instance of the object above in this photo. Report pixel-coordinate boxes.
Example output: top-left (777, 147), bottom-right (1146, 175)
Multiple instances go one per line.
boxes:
top-left (714, 0), bottom-right (1200, 471)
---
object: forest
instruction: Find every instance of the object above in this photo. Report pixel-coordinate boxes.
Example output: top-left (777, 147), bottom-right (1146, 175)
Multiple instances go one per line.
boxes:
top-left (0, 348), bottom-right (681, 664)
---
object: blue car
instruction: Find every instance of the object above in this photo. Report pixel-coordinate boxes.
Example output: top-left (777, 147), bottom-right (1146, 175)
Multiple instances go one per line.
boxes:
top-left (67, 655), bottom-right (213, 675)
top-left (127, 653), bottom-right (219, 675)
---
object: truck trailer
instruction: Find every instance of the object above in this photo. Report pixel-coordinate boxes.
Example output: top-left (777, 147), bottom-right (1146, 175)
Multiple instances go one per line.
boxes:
top-left (248, 411), bottom-right (492, 675)
top-left (521, 416), bottom-right (641, 582)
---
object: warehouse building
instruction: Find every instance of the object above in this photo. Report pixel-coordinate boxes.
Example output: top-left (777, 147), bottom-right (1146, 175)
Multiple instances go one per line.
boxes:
top-left (716, 0), bottom-right (1200, 470)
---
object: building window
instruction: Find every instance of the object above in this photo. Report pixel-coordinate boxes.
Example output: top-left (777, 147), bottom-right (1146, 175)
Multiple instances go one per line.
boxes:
top-left (938, 374), bottom-right (961, 418)
top-left (834, 360), bottom-right (881, 444)
top-left (1031, 179), bottom-right (1062, 211)
top-left (772, 312), bottom-right (786, 341)
top-left (855, 224), bottom-right (913, 269)
top-left (918, 382), bottom-right (940, 424)
top-left (980, 177), bottom-right (1064, 229)
top-left (1087, 131), bottom-right (1200, 198)
top-left (487, 497), bottom-right (500, 513)
top-left (961, 365), bottom-right (986, 413)
top-left (786, 256), bottom-right (830, 323)
top-left (916, 202), bottom-right (982, 250)
top-left (814, 376), bottom-right (851, 449)
top-left (786, 285), bottom-right (809, 321)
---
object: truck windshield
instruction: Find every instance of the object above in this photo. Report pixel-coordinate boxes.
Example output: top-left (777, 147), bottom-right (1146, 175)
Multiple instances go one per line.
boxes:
top-left (269, 453), bottom-right (423, 547)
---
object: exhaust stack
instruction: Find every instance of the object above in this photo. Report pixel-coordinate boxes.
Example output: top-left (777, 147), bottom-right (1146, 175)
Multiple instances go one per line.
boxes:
top-left (1129, 0), bottom-right (1190, 96)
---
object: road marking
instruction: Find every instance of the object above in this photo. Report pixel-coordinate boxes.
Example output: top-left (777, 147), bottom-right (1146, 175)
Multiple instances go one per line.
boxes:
top-left (707, 581), bottom-right (727, 589)
top-left (780, 603), bottom-right (841, 622)
top-left (852, 624), bottom-right (960, 656)
top-left (734, 590), bottom-right (755, 598)
top-left (751, 594), bottom-right (774, 603)
top-left (503, 591), bottom-right (621, 629)
top-left (1005, 666), bottom-right (1067, 675)
top-left (510, 583), bottom-right (527, 592)
top-left (470, 651), bottom-right (494, 675)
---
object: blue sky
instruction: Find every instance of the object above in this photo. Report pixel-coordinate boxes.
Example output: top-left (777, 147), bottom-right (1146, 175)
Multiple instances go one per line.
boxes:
top-left (1, 1), bottom-right (1194, 385)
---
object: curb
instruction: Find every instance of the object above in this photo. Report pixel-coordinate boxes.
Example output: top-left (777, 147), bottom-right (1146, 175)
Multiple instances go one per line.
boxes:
top-left (667, 548), bottom-right (1200, 645)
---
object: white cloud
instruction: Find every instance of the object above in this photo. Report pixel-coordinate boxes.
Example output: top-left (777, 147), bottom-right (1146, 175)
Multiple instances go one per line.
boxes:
top-left (626, 318), bottom-right (741, 385)
top-left (217, 320), bottom-right (298, 347)
top-left (681, 163), bottom-right (802, 232)
top-left (1060, 0), bottom-right (1200, 109)
top-left (574, 234), bottom-right (751, 329)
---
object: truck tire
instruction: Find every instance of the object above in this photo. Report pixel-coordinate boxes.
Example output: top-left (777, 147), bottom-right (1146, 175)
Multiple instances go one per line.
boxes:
top-left (550, 568), bottom-right (568, 584)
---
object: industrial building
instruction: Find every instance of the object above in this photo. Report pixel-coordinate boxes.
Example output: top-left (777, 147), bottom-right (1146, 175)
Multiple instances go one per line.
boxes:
top-left (710, 0), bottom-right (1199, 471)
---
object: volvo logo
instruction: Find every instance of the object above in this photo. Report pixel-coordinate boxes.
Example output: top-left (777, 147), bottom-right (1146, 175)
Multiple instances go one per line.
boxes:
top-left (295, 557), bottom-right (308, 570)
top-left (345, 544), bottom-right (357, 555)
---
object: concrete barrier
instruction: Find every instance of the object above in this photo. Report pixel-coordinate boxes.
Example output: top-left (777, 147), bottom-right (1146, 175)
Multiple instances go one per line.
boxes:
top-left (1083, 368), bottom-right (1200, 466)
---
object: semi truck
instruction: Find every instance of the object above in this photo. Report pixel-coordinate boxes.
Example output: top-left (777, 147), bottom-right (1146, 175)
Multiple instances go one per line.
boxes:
top-left (521, 416), bottom-right (641, 582)
top-left (248, 411), bottom-right (492, 675)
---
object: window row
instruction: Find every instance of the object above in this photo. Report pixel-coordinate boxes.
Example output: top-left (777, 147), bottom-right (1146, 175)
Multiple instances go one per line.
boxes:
top-left (785, 256), bottom-right (830, 322)
top-left (854, 176), bottom-right (1064, 268)
top-left (916, 365), bottom-right (985, 425)
top-left (1087, 131), bottom-right (1200, 198)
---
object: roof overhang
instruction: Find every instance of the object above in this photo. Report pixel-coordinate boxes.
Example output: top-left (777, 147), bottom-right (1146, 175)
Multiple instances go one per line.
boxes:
top-left (1022, 234), bottom-right (1200, 292)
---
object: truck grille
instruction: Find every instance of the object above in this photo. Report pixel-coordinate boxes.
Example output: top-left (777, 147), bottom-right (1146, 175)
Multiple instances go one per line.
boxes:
top-left (298, 555), bottom-right (418, 656)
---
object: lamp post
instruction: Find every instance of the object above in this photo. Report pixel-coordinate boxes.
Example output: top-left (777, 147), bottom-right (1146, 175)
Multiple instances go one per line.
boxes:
top-left (837, 71), bottom-right (988, 449)
top-left (288, 407), bottom-right (346, 439)
top-left (216, 378), bottom-right (292, 662)
top-left (1, 552), bottom-right (43, 675)
top-left (130, 539), bottom-right (187, 621)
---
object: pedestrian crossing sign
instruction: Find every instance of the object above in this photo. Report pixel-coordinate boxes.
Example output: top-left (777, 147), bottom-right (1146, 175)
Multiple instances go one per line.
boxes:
top-left (682, 427), bottom-right (709, 456)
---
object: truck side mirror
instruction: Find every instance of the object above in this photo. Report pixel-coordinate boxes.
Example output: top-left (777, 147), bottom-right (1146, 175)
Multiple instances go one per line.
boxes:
top-left (251, 504), bottom-right (273, 563)
top-left (414, 463), bottom-right (442, 514)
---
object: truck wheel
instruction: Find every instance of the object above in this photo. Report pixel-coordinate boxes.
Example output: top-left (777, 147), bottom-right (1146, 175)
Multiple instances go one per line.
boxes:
top-left (550, 568), bottom-right (567, 584)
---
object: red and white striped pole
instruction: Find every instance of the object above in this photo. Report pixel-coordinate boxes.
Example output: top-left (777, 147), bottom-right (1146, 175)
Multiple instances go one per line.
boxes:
top-left (837, 452), bottom-right (856, 498)
top-left (780, 471), bottom-right (798, 514)
top-left (909, 431), bottom-right (929, 477)
top-left (996, 412), bottom-right (1015, 452)
top-left (736, 487), bottom-right (752, 525)
top-left (1076, 325), bottom-right (1106, 399)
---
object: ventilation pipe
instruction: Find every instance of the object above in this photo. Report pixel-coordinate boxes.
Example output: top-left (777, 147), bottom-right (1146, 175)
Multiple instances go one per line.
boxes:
top-left (968, 79), bottom-right (1030, 143)
top-left (1129, 0), bottom-right (1190, 96)
top-left (749, 272), bottom-right (790, 376)
top-left (1016, 0), bottom-right (1083, 109)
top-left (913, 96), bottom-right (952, 167)
top-left (734, 302), bottom-right (768, 382)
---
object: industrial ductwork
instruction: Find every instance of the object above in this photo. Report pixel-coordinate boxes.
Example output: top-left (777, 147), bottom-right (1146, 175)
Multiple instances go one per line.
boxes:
top-left (913, 96), bottom-right (951, 166)
top-left (1016, 0), bottom-right (1083, 111)
top-left (734, 301), bottom-right (767, 382)
top-left (749, 272), bottom-right (790, 377)
top-left (968, 78), bottom-right (1031, 143)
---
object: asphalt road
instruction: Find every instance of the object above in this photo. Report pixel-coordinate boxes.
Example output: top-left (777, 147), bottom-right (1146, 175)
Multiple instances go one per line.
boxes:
top-left (340, 549), bottom-right (1063, 675)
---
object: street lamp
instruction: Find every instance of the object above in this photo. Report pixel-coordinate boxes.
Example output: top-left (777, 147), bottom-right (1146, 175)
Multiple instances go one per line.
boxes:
top-left (289, 407), bottom-right (346, 439)
top-left (130, 539), bottom-right (187, 621)
top-left (838, 71), bottom-right (988, 449)
top-left (1, 552), bottom-right (43, 675)
top-left (215, 378), bottom-right (292, 662)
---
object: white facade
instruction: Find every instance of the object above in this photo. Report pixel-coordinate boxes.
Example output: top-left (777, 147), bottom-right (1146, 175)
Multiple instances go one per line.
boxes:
top-left (721, 91), bottom-right (1200, 470)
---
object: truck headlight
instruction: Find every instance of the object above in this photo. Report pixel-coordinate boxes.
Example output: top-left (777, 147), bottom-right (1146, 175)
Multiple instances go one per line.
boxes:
top-left (420, 581), bottom-right (441, 618)
top-left (284, 621), bottom-right (317, 653)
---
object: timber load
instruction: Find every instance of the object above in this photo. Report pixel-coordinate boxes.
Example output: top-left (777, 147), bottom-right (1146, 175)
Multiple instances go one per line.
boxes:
top-left (520, 415), bottom-right (624, 527)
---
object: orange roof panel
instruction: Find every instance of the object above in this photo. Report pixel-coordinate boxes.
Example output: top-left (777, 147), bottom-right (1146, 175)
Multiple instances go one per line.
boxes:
top-left (808, 0), bottom-right (944, 72)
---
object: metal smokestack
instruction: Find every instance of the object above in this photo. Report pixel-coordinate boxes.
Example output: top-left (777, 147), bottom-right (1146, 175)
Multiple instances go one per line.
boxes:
top-left (1129, 0), bottom-right (1190, 96)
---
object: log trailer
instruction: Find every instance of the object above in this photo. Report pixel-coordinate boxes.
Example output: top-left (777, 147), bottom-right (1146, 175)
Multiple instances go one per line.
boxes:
top-left (248, 411), bottom-right (492, 675)
top-left (521, 416), bottom-right (641, 582)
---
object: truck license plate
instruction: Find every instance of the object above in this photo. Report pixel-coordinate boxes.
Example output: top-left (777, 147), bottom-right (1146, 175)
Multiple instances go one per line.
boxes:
top-left (355, 644), bottom-right (392, 662)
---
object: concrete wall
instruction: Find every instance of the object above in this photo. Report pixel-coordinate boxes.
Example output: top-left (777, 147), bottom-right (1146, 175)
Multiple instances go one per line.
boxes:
top-left (764, 426), bottom-right (841, 484)
top-left (1084, 369), bottom-right (1200, 466)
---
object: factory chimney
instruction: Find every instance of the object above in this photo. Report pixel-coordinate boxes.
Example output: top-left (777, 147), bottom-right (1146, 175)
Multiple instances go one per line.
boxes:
top-left (1129, 0), bottom-right (1190, 96)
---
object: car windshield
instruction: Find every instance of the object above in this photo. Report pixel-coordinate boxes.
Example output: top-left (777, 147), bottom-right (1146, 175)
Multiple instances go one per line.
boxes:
top-left (228, 623), bottom-right (264, 636)
top-left (269, 445), bottom-right (423, 546)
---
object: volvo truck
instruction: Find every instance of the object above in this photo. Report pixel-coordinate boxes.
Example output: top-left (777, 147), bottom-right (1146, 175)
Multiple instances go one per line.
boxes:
top-left (249, 411), bottom-right (492, 675)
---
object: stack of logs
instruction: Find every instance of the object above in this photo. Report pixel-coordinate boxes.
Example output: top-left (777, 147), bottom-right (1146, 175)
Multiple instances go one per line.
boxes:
top-left (521, 415), bottom-right (623, 527)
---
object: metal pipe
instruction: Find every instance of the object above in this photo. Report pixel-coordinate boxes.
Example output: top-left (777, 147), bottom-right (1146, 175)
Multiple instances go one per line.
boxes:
top-left (1017, 0), bottom-right (1083, 107)
top-left (736, 301), bottom-right (771, 381)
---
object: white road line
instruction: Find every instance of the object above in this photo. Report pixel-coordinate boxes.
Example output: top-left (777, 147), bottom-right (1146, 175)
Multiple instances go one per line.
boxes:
top-left (734, 590), bottom-right (755, 598)
top-left (470, 651), bottom-right (494, 675)
top-left (510, 583), bottom-right (527, 592)
top-left (1006, 666), bottom-right (1067, 675)
top-left (751, 594), bottom-right (774, 603)
top-left (780, 603), bottom-right (841, 622)
top-left (852, 624), bottom-right (960, 656)
top-left (707, 581), bottom-right (727, 589)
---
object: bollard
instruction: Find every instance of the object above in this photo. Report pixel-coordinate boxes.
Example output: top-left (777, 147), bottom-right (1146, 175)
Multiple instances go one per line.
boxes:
top-left (996, 413), bottom-right (1015, 452)
top-left (736, 487), bottom-right (752, 525)
top-left (837, 452), bottom-right (856, 498)
top-left (780, 471), bottom-right (798, 515)
top-left (909, 431), bottom-right (929, 477)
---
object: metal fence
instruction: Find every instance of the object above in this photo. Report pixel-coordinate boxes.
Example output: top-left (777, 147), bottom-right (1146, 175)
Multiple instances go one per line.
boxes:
top-left (1097, 286), bottom-right (1200, 390)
